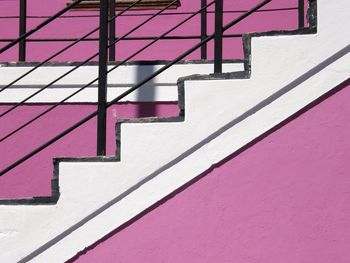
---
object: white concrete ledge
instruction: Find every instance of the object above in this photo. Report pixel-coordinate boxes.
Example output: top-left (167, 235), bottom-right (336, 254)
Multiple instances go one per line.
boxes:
top-left (0, 62), bottom-right (244, 103)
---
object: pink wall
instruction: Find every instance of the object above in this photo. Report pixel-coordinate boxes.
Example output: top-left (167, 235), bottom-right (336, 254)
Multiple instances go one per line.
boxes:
top-left (69, 82), bottom-right (350, 263)
top-left (0, 0), bottom-right (301, 62)
top-left (0, 103), bottom-right (179, 198)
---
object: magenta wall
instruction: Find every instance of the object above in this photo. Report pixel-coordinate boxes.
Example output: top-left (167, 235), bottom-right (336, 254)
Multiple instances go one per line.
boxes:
top-left (0, 103), bottom-right (179, 198)
top-left (69, 82), bottom-right (350, 263)
top-left (0, 0), bottom-right (302, 62)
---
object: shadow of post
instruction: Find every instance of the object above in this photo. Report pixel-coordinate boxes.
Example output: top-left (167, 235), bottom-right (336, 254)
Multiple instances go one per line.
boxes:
top-left (136, 64), bottom-right (157, 117)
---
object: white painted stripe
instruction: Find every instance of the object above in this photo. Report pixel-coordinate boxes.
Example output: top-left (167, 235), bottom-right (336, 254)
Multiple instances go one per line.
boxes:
top-left (32, 51), bottom-right (350, 263)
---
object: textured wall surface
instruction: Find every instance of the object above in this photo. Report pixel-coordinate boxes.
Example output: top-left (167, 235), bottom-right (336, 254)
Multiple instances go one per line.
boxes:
top-left (70, 82), bottom-right (350, 263)
top-left (1, 1), bottom-right (349, 261)
top-left (0, 103), bottom-right (179, 198)
top-left (0, 0), bottom-right (302, 62)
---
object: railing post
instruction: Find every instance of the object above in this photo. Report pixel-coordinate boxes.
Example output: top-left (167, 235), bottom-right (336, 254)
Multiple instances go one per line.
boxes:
top-left (19, 0), bottom-right (27, 62)
top-left (214, 0), bottom-right (223, 73)
top-left (97, 0), bottom-right (109, 156)
top-left (200, 0), bottom-right (207, 60)
top-left (109, 0), bottom-right (116, 61)
top-left (298, 0), bottom-right (304, 28)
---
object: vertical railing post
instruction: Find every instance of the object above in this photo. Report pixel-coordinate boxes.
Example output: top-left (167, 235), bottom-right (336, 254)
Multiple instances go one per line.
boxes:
top-left (109, 0), bottom-right (116, 61)
top-left (97, 0), bottom-right (109, 156)
top-left (19, 0), bottom-right (27, 62)
top-left (200, 0), bottom-right (207, 60)
top-left (298, 0), bottom-right (305, 28)
top-left (214, 0), bottom-right (223, 73)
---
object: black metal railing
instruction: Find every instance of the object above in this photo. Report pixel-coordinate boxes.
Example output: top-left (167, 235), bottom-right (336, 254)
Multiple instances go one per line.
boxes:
top-left (0, 0), bottom-right (307, 177)
top-left (200, 0), bottom-right (208, 60)
top-left (0, 0), bottom-right (213, 143)
top-left (18, 0), bottom-right (26, 61)
top-left (0, 0), bottom-right (84, 59)
top-left (0, 7), bottom-right (303, 19)
top-left (0, 0), bottom-right (306, 62)
top-left (298, 0), bottom-right (305, 28)
top-left (0, 0), bottom-right (284, 176)
top-left (214, 0), bottom-right (223, 73)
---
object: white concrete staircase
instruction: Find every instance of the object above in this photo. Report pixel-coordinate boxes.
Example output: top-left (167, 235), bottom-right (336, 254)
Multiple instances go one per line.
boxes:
top-left (0, 0), bottom-right (349, 262)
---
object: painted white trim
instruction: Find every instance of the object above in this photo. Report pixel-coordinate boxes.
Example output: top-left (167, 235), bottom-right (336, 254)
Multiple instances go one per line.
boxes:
top-left (0, 1), bottom-right (349, 262)
top-left (34, 53), bottom-right (350, 263)
top-left (0, 63), bottom-right (243, 102)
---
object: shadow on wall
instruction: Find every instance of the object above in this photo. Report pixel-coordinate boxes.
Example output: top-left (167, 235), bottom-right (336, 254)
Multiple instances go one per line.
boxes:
top-left (136, 64), bottom-right (158, 117)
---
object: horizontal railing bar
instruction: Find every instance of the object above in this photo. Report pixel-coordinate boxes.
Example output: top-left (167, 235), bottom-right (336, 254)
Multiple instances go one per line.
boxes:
top-left (0, 7), bottom-right (298, 19)
top-left (0, 0), bottom-right (272, 176)
top-left (0, 0), bottom-right (144, 95)
top-left (0, 0), bottom-right (84, 55)
top-left (0, 34), bottom-right (243, 42)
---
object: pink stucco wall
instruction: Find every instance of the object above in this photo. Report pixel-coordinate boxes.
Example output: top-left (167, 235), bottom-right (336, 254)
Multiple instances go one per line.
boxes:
top-left (0, 103), bottom-right (179, 198)
top-left (0, 0), bottom-right (302, 62)
top-left (69, 81), bottom-right (350, 263)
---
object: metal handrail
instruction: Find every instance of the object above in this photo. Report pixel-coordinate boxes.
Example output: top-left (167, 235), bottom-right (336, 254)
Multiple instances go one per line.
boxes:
top-left (0, 0), bottom-right (272, 176)
top-left (0, 4), bottom-right (304, 60)
top-left (0, 0), bottom-right (215, 144)
top-left (0, 0), bottom-right (176, 119)
top-left (0, 1), bottom-right (304, 61)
